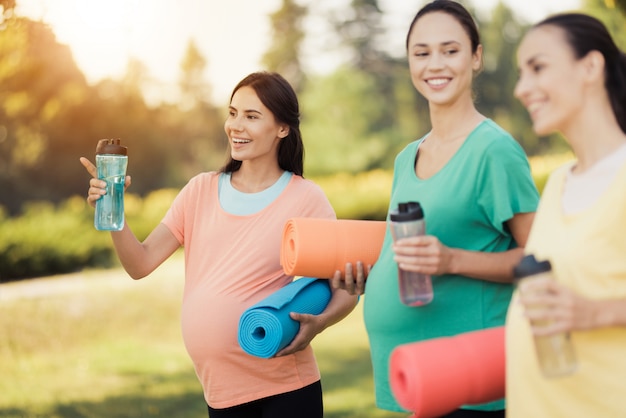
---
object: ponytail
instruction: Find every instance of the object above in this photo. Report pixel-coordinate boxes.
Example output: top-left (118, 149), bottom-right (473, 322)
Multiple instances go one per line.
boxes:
top-left (608, 51), bottom-right (626, 134)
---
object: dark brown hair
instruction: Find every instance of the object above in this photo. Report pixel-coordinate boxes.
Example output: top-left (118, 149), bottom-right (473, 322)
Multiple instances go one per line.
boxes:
top-left (535, 13), bottom-right (626, 134)
top-left (220, 71), bottom-right (304, 175)
top-left (406, 0), bottom-right (480, 54)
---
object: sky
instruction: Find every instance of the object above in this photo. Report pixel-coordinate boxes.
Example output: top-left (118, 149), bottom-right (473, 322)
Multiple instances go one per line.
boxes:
top-left (14, 0), bottom-right (581, 105)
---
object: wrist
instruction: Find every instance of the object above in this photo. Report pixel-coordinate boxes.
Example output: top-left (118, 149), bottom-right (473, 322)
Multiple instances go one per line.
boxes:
top-left (593, 299), bottom-right (626, 328)
top-left (447, 247), bottom-right (461, 275)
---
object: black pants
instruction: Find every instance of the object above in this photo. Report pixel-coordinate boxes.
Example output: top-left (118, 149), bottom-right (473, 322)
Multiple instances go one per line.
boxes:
top-left (207, 380), bottom-right (323, 418)
top-left (439, 409), bottom-right (505, 418)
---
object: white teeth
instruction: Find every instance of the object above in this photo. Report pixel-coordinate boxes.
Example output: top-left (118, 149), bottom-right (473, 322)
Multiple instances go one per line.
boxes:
top-left (527, 102), bottom-right (542, 114)
top-left (233, 138), bottom-right (251, 144)
top-left (427, 78), bottom-right (449, 86)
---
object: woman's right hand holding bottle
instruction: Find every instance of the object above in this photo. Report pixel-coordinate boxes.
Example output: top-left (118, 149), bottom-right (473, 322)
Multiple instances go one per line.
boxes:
top-left (79, 156), bottom-right (131, 208)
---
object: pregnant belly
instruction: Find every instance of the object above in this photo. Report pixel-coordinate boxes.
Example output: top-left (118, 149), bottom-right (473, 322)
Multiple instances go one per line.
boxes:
top-left (181, 291), bottom-right (244, 364)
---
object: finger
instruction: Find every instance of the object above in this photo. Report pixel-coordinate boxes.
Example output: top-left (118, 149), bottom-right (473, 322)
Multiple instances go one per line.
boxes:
top-left (276, 338), bottom-right (305, 357)
top-left (354, 261), bottom-right (366, 295)
top-left (343, 263), bottom-right (356, 294)
top-left (330, 270), bottom-right (346, 291)
top-left (289, 312), bottom-right (305, 323)
top-left (79, 157), bottom-right (97, 177)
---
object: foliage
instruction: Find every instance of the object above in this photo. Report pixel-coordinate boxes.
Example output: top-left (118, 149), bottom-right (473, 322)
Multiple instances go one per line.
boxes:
top-left (0, 188), bottom-right (178, 281)
top-left (315, 169), bottom-right (392, 221)
top-left (301, 66), bottom-right (411, 176)
top-left (262, 0), bottom-right (308, 92)
top-left (0, 198), bottom-right (112, 281)
top-left (0, 11), bottom-right (224, 216)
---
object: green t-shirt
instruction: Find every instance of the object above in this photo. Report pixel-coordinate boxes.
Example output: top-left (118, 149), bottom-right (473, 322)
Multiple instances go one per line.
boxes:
top-left (363, 119), bottom-right (539, 412)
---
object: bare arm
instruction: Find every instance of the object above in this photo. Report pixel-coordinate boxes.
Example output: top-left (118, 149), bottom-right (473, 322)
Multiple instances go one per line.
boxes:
top-left (80, 157), bottom-right (180, 279)
top-left (110, 222), bottom-right (180, 279)
top-left (394, 211), bottom-right (535, 283)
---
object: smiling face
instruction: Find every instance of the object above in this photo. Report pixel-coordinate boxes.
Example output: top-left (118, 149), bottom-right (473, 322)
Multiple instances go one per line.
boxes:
top-left (514, 25), bottom-right (588, 137)
top-left (224, 86), bottom-right (289, 166)
top-left (407, 11), bottom-right (482, 108)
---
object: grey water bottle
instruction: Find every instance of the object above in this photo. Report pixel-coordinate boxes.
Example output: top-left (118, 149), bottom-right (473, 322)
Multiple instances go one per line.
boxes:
top-left (513, 254), bottom-right (577, 378)
top-left (389, 201), bottom-right (433, 306)
top-left (94, 139), bottom-right (128, 231)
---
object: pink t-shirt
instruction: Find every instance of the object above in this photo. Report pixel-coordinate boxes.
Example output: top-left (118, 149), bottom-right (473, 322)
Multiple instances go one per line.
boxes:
top-left (161, 172), bottom-right (335, 408)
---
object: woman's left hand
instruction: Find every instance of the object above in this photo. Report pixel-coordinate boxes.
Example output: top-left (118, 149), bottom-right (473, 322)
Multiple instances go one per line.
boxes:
top-left (392, 235), bottom-right (453, 276)
top-left (275, 312), bottom-right (326, 357)
top-left (518, 277), bottom-right (599, 336)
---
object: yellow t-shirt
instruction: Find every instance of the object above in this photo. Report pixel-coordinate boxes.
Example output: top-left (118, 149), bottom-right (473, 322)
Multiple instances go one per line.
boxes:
top-left (506, 162), bottom-right (626, 417)
top-left (162, 172), bottom-right (335, 408)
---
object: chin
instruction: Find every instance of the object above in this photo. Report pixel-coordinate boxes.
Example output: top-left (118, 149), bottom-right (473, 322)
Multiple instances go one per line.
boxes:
top-left (531, 120), bottom-right (557, 137)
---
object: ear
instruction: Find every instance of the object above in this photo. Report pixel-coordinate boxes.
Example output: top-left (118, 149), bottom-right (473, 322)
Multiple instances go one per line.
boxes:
top-left (278, 125), bottom-right (290, 139)
top-left (472, 44), bottom-right (484, 73)
top-left (581, 50), bottom-right (605, 83)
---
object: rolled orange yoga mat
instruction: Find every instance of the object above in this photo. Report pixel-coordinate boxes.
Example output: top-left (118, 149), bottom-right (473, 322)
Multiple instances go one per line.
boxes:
top-left (280, 218), bottom-right (387, 278)
top-left (390, 326), bottom-right (505, 418)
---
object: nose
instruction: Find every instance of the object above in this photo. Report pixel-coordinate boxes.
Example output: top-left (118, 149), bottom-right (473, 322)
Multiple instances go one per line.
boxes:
top-left (513, 73), bottom-right (528, 101)
top-left (225, 115), bottom-right (243, 132)
top-left (426, 51), bottom-right (445, 71)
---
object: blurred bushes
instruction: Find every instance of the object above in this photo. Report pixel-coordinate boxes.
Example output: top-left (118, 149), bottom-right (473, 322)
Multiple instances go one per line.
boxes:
top-left (0, 189), bottom-right (178, 282)
top-left (0, 153), bottom-right (571, 282)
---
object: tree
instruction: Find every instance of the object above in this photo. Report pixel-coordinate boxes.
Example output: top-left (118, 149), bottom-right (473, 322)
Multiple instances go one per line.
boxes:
top-left (0, 15), bottom-right (92, 213)
top-left (175, 39), bottom-right (225, 178)
top-left (0, 0), bottom-right (15, 16)
top-left (261, 0), bottom-right (307, 92)
top-left (179, 39), bottom-right (211, 109)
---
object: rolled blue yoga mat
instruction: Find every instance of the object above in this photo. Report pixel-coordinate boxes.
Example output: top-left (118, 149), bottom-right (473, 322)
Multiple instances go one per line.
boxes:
top-left (238, 277), bottom-right (332, 358)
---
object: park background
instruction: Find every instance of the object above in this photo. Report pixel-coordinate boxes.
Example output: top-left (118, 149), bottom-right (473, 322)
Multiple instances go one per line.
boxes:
top-left (0, 0), bottom-right (624, 416)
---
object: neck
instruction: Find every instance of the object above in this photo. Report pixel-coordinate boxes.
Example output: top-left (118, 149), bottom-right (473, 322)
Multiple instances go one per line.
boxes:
top-left (562, 100), bottom-right (626, 173)
top-left (231, 162), bottom-right (284, 193)
top-left (428, 100), bottom-right (484, 142)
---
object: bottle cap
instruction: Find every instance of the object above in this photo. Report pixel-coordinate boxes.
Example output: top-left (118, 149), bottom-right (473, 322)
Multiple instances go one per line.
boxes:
top-left (96, 139), bottom-right (127, 156)
top-left (512, 254), bottom-right (552, 279)
top-left (390, 201), bottom-right (424, 222)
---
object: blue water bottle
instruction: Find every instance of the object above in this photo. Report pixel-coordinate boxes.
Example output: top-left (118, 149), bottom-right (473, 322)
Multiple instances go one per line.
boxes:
top-left (94, 139), bottom-right (128, 231)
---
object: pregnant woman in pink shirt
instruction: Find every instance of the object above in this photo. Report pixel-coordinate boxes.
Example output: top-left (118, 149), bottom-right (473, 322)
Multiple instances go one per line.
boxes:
top-left (80, 71), bottom-right (358, 418)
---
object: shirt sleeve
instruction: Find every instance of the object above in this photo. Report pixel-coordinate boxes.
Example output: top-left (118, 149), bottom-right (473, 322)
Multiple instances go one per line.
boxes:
top-left (161, 173), bottom-right (211, 245)
top-left (477, 137), bottom-right (540, 235)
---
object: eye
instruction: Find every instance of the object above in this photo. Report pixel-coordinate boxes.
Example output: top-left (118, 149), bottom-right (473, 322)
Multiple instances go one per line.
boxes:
top-left (444, 49), bottom-right (458, 55)
top-left (413, 51), bottom-right (428, 58)
top-left (532, 63), bottom-right (545, 73)
top-left (228, 109), bottom-right (236, 117)
top-left (246, 114), bottom-right (258, 120)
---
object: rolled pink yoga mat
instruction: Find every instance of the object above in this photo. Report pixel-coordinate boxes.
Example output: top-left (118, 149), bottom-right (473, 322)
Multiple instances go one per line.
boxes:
top-left (390, 326), bottom-right (505, 418)
top-left (280, 218), bottom-right (386, 278)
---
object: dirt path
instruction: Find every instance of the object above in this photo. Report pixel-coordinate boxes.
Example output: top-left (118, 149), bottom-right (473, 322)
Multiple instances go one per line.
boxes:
top-left (0, 253), bottom-right (185, 302)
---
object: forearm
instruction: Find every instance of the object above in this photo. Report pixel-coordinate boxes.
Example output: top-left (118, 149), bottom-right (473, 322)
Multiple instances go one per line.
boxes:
top-left (317, 288), bottom-right (359, 331)
top-left (110, 222), bottom-right (179, 279)
top-left (448, 246), bottom-right (524, 284)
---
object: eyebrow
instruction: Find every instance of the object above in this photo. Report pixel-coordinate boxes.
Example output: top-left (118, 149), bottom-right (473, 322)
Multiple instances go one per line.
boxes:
top-left (411, 40), bottom-right (460, 48)
top-left (228, 105), bottom-right (262, 115)
top-left (524, 54), bottom-right (545, 67)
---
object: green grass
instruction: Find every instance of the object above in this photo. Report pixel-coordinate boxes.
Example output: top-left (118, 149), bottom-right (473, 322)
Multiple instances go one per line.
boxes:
top-left (0, 252), bottom-right (406, 418)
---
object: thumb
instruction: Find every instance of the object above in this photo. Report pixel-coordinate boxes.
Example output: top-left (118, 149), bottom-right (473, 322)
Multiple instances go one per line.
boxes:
top-left (290, 312), bottom-right (304, 322)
